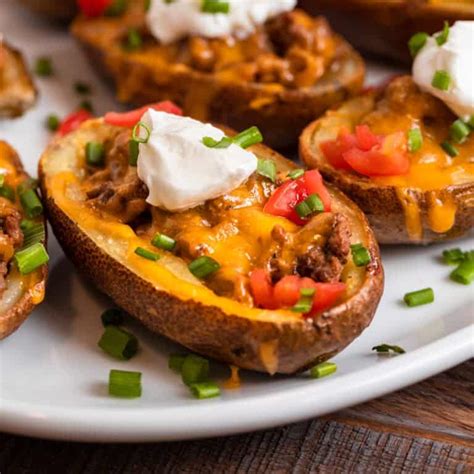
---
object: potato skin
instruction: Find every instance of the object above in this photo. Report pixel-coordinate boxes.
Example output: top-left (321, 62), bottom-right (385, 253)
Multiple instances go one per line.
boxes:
top-left (71, 13), bottom-right (365, 150)
top-left (298, 0), bottom-right (474, 65)
top-left (39, 126), bottom-right (383, 374)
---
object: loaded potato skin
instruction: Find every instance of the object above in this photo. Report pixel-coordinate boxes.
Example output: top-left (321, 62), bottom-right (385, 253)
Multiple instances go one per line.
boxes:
top-left (39, 116), bottom-right (383, 374)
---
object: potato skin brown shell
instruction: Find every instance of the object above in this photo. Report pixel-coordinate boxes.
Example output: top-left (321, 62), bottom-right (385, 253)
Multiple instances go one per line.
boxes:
top-left (39, 127), bottom-right (383, 374)
top-left (71, 13), bottom-right (365, 150)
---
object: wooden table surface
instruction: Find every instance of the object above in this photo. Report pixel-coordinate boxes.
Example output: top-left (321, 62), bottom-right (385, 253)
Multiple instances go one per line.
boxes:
top-left (1, 360), bottom-right (472, 473)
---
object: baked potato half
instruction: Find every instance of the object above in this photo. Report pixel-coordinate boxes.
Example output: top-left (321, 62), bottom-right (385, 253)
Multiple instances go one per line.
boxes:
top-left (300, 76), bottom-right (474, 245)
top-left (71, 1), bottom-right (365, 149)
top-left (39, 113), bottom-right (383, 374)
top-left (19, 0), bottom-right (77, 21)
top-left (298, 0), bottom-right (474, 64)
top-left (0, 40), bottom-right (37, 119)
top-left (0, 142), bottom-right (48, 339)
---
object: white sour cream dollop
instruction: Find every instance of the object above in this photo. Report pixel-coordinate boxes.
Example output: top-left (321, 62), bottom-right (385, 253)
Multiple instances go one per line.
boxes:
top-left (146, 0), bottom-right (297, 44)
top-left (413, 21), bottom-right (474, 120)
top-left (137, 110), bottom-right (258, 212)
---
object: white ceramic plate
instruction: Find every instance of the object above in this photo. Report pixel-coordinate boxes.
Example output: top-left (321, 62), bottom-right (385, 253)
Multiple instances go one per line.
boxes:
top-left (0, 1), bottom-right (472, 443)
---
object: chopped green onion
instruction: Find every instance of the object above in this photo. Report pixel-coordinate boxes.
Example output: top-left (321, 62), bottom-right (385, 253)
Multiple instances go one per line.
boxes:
top-left (0, 185), bottom-right (15, 202)
top-left (403, 288), bottom-right (434, 307)
top-left (310, 361), bottom-right (337, 379)
top-left (449, 119), bottom-right (471, 144)
top-left (101, 308), bottom-right (125, 327)
top-left (79, 100), bottom-right (94, 113)
top-left (372, 344), bottom-right (406, 355)
top-left (442, 248), bottom-right (465, 265)
top-left (0, 174), bottom-right (4, 188)
top-left (124, 28), bottom-right (142, 51)
top-left (408, 32), bottom-right (429, 57)
top-left (129, 139), bottom-right (139, 166)
top-left (202, 136), bottom-right (233, 149)
top-left (181, 354), bottom-right (210, 386)
top-left (74, 82), bottom-right (91, 95)
top-left (132, 121), bottom-right (151, 144)
top-left (34, 57), bottom-right (53, 77)
top-left (17, 178), bottom-right (38, 195)
top-left (288, 169), bottom-right (305, 180)
top-left (98, 325), bottom-right (138, 360)
top-left (46, 114), bottom-right (60, 132)
top-left (450, 259), bottom-right (474, 285)
top-left (295, 193), bottom-right (324, 219)
top-left (467, 115), bottom-right (474, 130)
top-left (145, 0), bottom-right (152, 11)
top-left (435, 21), bottom-right (450, 46)
top-left (292, 288), bottom-right (315, 313)
top-left (432, 70), bottom-right (451, 91)
top-left (14, 242), bottom-right (49, 275)
top-left (85, 141), bottom-right (105, 167)
top-left (407, 128), bottom-right (423, 152)
top-left (135, 247), bottom-right (160, 261)
top-left (169, 354), bottom-right (187, 373)
top-left (201, 0), bottom-right (230, 14)
top-left (351, 243), bottom-right (371, 267)
top-left (189, 382), bottom-right (221, 399)
top-left (257, 159), bottom-right (276, 183)
top-left (20, 220), bottom-right (45, 248)
top-left (441, 141), bottom-right (459, 157)
top-left (151, 233), bottom-right (176, 251)
top-left (188, 256), bottom-right (220, 278)
top-left (232, 126), bottom-right (263, 149)
top-left (20, 189), bottom-right (43, 218)
top-left (105, 0), bottom-right (127, 16)
top-left (109, 369), bottom-right (142, 398)
top-left (300, 288), bottom-right (316, 297)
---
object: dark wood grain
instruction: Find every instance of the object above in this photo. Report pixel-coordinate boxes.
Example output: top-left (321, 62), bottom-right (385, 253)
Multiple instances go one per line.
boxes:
top-left (0, 361), bottom-right (472, 473)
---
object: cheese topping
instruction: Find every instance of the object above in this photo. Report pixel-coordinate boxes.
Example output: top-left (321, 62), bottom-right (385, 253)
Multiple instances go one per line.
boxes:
top-left (137, 110), bottom-right (257, 212)
top-left (413, 21), bottom-right (474, 120)
top-left (146, 0), bottom-right (297, 44)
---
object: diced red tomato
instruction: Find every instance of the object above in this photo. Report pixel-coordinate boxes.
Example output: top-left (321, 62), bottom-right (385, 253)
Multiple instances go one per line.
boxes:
top-left (355, 125), bottom-right (382, 151)
top-left (263, 170), bottom-right (331, 225)
top-left (104, 101), bottom-right (183, 127)
top-left (77, 0), bottom-right (112, 17)
top-left (273, 275), bottom-right (302, 308)
top-left (249, 269), bottom-right (277, 310)
top-left (57, 109), bottom-right (93, 136)
top-left (310, 282), bottom-right (347, 315)
top-left (319, 130), bottom-right (354, 171)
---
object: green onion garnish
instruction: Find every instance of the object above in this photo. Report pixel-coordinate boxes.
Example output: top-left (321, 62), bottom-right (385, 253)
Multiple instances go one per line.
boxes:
top-left (441, 141), bottom-right (459, 157)
top-left (109, 369), bottom-right (142, 398)
top-left (295, 194), bottom-right (324, 219)
top-left (79, 100), bottom-right (94, 113)
top-left (46, 114), bottom-right (60, 132)
top-left (292, 288), bottom-right (315, 313)
top-left (372, 344), bottom-right (406, 355)
top-left (20, 189), bottom-right (43, 218)
top-left (85, 141), bottom-right (105, 167)
top-left (169, 354), bottom-right (187, 373)
top-left (408, 32), bottom-right (429, 57)
top-left (17, 177), bottom-right (38, 196)
top-left (0, 185), bottom-right (15, 202)
top-left (188, 256), bottom-right (220, 278)
top-left (201, 0), bottom-right (230, 14)
top-left (403, 288), bottom-right (434, 307)
top-left (135, 247), bottom-right (160, 261)
top-left (0, 174), bottom-right (4, 188)
top-left (257, 159), bottom-right (276, 183)
top-left (34, 57), bottom-right (53, 77)
top-left (432, 70), bottom-right (451, 91)
top-left (151, 233), bottom-right (176, 251)
top-left (74, 81), bottom-right (91, 95)
top-left (105, 0), bottom-right (127, 16)
top-left (129, 140), bottom-right (139, 166)
top-left (98, 325), bottom-right (138, 360)
top-left (467, 115), bottom-right (474, 130)
top-left (189, 382), bottom-right (221, 399)
top-left (181, 354), bottom-right (210, 386)
top-left (449, 119), bottom-right (471, 144)
top-left (435, 21), bottom-right (450, 46)
top-left (407, 128), bottom-right (423, 152)
top-left (310, 361), bottom-right (337, 379)
top-left (232, 126), bottom-right (263, 149)
top-left (124, 28), bottom-right (142, 51)
top-left (288, 169), bottom-right (305, 180)
top-left (442, 248), bottom-right (465, 265)
top-left (351, 243), bottom-right (371, 267)
top-left (145, 0), bottom-right (152, 11)
top-left (132, 121), bottom-right (151, 144)
top-left (202, 136), bottom-right (233, 149)
top-left (101, 308), bottom-right (125, 327)
top-left (20, 220), bottom-right (45, 248)
top-left (450, 259), bottom-right (474, 285)
top-left (14, 242), bottom-right (49, 275)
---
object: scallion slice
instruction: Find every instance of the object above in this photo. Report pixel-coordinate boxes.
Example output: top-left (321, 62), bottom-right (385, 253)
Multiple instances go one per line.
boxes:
top-left (98, 325), bottom-right (138, 360)
top-left (129, 139), bottom-right (139, 166)
top-left (74, 81), bottom-right (91, 95)
top-left (292, 288), bottom-right (315, 313)
top-left (467, 115), bottom-right (474, 130)
top-left (14, 242), bottom-right (49, 275)
top-left (20, 220), bottom-right (45, 248)
top-left (105, 0), bottom-right (127, 16)
top-left (435, 21), bottom-right (450, 46)
top-left (189, 382), bottom-right (221, 399)
top-left (20, 189), bottom-right (43, 218)
top-left (132, 121), bottom-right (151, 144)
top-left (188, 256), bottom-right (220, 278)
top-left (441, 141), bottom-right (459, 157)
top-left (407, 128), bottom-right (423, 152)
top-left (201, 0), bottom-right (230, 14)
top-left (442, 248), bottom-right (465, 265)
top-left (101, 308), bottom-right (125, 327)
top-left (351, 243), bottom-right (371, 267)
top-left (449, 119), bottom-right (471, 144)
top-left (46, 114), bottom-right (60, 132)
top-left (79, 100), bottom-right (94, 113)
top-left (408, 32), bottom-right (428, 57)
top-left (85, 141), bottom-right (105, 167)
top-left (169, 354), bottom-right (187, 373)
top-left (181, 354), bottom-right (210, 386)
top-left (403, 288), bottom-right (434, 307)
top-left (257, 159), bottom-right (276, 183)
top-left (450, 259), bottom-right (474, 285)
top-left (310, 361), bottom-right (337, 379)
top-left (232, 126), bottom-right (263, 149)
top-left (109, 369), bottom-right (142, 398)
top-left (135, 247), bottom-right (160, 261)
top-left (0, 185), bottom-right (15, 202)
top-left (124, 28), bottom-right (142, 51)
top-left (432, 70), bottom-right (451, 91)
top-left (34, 57), bottom-right (53, 77)
top-left (295, 194), bottom-right (324, 219)
top-left (17, 178), bottom-right (38, 196)
top-left (202, 136), bottom-right (233, 149)
top-left (152, 233), bottom-right (176, 251)
top-left (372, 344), bottom-right (406, 355)
top-left (288, 169), bottom-right (305, 180)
